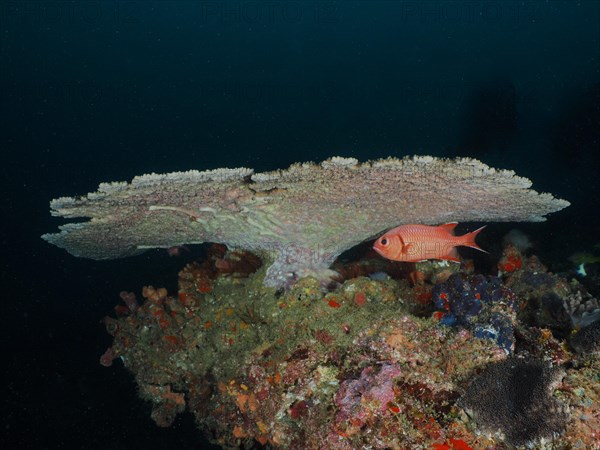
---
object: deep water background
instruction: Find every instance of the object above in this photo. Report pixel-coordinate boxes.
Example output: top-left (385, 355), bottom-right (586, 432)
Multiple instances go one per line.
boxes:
top-left (1, 1), bottom-right (598, 448)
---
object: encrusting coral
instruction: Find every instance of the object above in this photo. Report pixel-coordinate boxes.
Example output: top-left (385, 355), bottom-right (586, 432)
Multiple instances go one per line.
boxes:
top-left (43, 156), bottom-right (569, 289)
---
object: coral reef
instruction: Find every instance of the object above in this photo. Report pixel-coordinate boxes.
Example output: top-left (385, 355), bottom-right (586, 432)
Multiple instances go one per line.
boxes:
top-left (569, 320), bottom-right (600, 356)
top-left (98, 241), bottom-right (600, 449)
top-left (563, 290), bottom-right (600, 329)
top-left (556, 358), bottom-right (600, 446)
top-left (43, 155), bottom-right (569, 288)
top-left (432, 274), bottom-right (518, 353)
top-left (568, 246), bottom-right (600, 297)
top-left (497, 243), bottom-right (524, 274)
top-left (497, 242), bottom-right (600, 339)
top-left (460, 358), bottom-right (568, 446)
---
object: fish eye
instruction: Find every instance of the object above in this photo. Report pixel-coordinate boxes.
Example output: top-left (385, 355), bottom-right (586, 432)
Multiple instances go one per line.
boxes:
top-left (380, 238), bottom-right (388, 246)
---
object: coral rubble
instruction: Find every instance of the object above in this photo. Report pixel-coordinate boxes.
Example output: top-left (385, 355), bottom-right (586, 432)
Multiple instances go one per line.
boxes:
top-left (43, 155), bottom-right (568, 288)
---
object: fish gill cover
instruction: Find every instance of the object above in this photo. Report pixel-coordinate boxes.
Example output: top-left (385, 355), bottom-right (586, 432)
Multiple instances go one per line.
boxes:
top-left (42, 155), bottom-right (569, 289)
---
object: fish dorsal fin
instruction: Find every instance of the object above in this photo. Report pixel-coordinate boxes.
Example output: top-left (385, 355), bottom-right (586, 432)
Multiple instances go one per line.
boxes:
top-left (440, 222), bottom-right (458, 235)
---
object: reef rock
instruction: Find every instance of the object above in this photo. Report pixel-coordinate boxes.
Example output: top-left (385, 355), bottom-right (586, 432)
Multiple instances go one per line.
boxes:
top-left (433, 274), bottom-right (519, 353)
top-left (569, 319), bottom-right (600, 356)
top-left (42, 156), bottom-right (569, 288)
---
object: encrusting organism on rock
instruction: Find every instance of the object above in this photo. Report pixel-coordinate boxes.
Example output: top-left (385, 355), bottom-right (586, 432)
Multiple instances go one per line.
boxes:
top-left (460, 357), bottom-right (568, 446)
top-left (569, 319), bottom-right (600, 356)
top-left (432, 274), bottom-right (518, 353)
top-left (42, 156), bottom-right (569, 289)
top-left (95, 237), bottom-right (600, 449)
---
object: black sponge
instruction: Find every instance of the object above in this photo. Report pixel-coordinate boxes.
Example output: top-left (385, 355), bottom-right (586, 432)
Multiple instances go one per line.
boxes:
top-left (460, 358), bottom-right (568, 446)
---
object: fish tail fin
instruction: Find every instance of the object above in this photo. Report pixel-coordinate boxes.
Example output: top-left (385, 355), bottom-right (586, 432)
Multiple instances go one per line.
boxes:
top-left (460, 225), bottom-right (488, 253)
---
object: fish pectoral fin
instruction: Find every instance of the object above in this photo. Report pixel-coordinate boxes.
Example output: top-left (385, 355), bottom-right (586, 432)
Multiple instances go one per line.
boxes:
top-left (445, 247), bottom-right (461, 262)
top-left (402, 243), bottom-right (413, 255)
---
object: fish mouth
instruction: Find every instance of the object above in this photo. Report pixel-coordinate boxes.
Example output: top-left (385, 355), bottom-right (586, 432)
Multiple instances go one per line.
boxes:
top-left (372, 245), bottom-right (384, 257)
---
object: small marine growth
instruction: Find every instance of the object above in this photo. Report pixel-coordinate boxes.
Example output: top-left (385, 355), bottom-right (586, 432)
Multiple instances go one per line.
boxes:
top-left (98, 234), bottom-right (600, 449)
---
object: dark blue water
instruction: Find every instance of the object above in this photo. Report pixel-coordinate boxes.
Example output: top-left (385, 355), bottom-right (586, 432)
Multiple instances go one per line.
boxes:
top-left (1, 1), bottom-right (598, 448)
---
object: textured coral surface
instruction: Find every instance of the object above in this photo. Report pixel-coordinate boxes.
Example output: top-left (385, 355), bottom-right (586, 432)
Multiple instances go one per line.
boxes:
top-left (100, 245), bottom-right (600, 450)
top-left (43, 156), bottom-right (569, 288)
top-left (460, 358), bottom-right (568, 446)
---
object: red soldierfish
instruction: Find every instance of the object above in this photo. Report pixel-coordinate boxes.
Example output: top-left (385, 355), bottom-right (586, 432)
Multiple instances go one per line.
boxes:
top-left (373, 223), bottom-right (486, 263)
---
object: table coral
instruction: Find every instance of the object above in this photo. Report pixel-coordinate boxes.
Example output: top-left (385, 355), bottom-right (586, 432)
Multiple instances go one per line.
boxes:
top-left (43, 155), bottom-right (569, 289)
